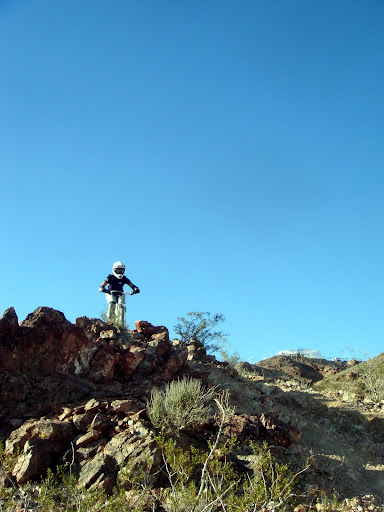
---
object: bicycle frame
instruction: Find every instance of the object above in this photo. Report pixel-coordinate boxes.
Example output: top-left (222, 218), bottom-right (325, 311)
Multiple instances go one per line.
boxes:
top-left (107, 290), bottom-right (133, 328)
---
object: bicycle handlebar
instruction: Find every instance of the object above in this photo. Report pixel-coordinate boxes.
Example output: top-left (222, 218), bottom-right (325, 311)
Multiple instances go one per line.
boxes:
top-left (104, 289), bottom-right (137, 296)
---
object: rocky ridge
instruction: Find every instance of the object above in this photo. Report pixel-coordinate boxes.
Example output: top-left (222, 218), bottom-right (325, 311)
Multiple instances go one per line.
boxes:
top-left (1, 306), bottom-right (384, 511)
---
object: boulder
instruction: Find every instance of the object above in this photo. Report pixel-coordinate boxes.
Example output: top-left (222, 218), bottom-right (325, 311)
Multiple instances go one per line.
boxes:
top-left (75, 430), bottom-right (104, 448)
top-left (75, 316), bottom-right (113, 339)
top-left (84, 398), bottom-right (103, 413)
top-left (0, 307), bottom-right (19, 331)
top-left (12, 439), bottom-right (56, 484)
top-left (135, 320), bottom-right (155, 336)
top-left (109, 399), bottom-right (144, 415)
top-left (9, 419), bottom-right (74, 484)
top-left (91, 412), bottom-right (110, 432)
top-left (118, 346), bottom-right (146, 378)
top-left (75, 438), bottom-right (107, 462)
top-left (223, 414), bottom-right (260, 442)
top-left (76, 420), bottom-right (163, 492)
top-left (77, 452), bottom-right (118, 492)
top-left (259, 413), bottom-right (302, 447)
top-left (158, 347), bottom-right (189, 382)
top-left (149, 326), bottom-right (170, 344)
top-left (89, 345), bottom-right (122, 381)
top-left (5, 419), bottom-right (73, 455)
top-left (73, 412), bottom-right (96, 432)
top-left (105, 421), bottom-right (162, 489)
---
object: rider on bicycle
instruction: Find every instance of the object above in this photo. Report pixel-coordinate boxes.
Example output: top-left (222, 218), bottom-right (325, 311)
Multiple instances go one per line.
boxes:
top-left (99, 261), bottom-right (140, 322)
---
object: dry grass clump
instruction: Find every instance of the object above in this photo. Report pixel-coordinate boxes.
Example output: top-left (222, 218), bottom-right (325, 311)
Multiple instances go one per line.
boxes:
top-left (147, 377), bottom-right (216, 434)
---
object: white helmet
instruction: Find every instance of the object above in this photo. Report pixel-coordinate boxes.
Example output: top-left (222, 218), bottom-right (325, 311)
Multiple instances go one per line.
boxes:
top-left (112, 261), bottom-right (125, 279)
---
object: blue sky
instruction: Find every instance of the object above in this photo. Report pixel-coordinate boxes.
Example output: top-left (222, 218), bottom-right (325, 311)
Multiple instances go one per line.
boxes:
top-left (1, 1), bottom-right (384, 362)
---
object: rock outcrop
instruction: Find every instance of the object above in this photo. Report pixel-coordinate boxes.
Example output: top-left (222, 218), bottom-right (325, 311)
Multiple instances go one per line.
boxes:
top-left (0, 307), bottom-right (188, 430)
top-left (1, 305), bottom-right (383, 509)
top-left (0, 306), bottom-right (302, 495)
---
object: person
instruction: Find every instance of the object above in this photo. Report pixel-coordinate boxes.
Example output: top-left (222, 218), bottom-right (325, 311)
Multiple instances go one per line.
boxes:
top-left (99, 261), bottom-right (140, 322)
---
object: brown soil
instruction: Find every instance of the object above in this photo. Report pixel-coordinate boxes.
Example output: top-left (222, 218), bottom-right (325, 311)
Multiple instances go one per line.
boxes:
top-left (222, 355), bottom-right (384, 505)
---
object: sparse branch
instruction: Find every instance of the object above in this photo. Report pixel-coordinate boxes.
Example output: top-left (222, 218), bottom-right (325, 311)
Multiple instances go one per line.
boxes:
top-left (174, 311), bottom-right (228, 353)
top-left (194, 393), bottom-right (230, 508)
top-left (0, 464), bottom-right (29, 510)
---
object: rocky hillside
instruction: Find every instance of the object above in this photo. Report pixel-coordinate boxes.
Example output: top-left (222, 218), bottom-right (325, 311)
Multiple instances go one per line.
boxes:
top-left (1, 306), bottom-right (384, 511)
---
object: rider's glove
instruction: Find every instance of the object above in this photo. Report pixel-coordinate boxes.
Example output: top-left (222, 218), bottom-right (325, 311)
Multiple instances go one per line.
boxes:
top-left (133, 286), bottom-right (140, 294)
top-left (99, 286), bottom-right (105, 292)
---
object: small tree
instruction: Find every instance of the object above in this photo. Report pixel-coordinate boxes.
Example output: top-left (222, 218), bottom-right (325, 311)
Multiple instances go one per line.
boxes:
top-left (173, 311), bottom-right (228, 353)
top-left (219, 346), bottom-right (241, 366)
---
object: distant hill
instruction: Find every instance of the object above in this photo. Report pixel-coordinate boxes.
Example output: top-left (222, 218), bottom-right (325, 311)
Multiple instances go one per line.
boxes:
top-left (314, 352), bottom-right (384, 402)
top-left (235, 354), bottom-right (355, 385)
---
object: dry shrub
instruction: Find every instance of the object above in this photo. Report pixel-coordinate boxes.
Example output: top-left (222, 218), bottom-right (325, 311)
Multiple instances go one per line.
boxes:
top-left (147, 377), bottom-right (216, 434)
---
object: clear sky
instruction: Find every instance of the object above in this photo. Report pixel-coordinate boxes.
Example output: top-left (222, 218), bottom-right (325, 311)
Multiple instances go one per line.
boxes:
top-left (1, 1), bottom-right (384, 363)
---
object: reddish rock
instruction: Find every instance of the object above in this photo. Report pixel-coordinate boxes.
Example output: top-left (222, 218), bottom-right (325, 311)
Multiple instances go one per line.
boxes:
top-left (135, 320), bottom-right (155, 336)
top-left (149, 338), bottom-right (172, 359)
top-left (0, 307), bottom-right (94, 378)
top-left (73, 412), bottom-right (96, 432)
top-left (77, 452), bottom-right (118, 491)
top-left (84, 399), bottom-right (102, 413)
top-left (187, 342), bottom-right (207, 361)
top-left (109, 399), bottom-right (143, 415)
top-left (89, 345), bottom-right (121, 381)
top-left (12, 439), bottom-right (55, 484)
top-left (99, 329), bottom-right (117, 340)
top-left (90, 412), bottom-right (110, 432)
top-left (259, 413), bottom-right (301, 447)
top-left (5, 419), bottom-right (73, 455)
top-left (75, 316), bottom-right (113, 339)
top-left (223, 414), bottom-right (260, 442)
top-left (75, 438), bottom-right (107, 462)
top-left (118, 346), bottom-right (146, 378)
top-left (159, 347), bottom-right (189, 381)
top-left (1, 307), bottom-right (19, 333)
top-left (58, 407), bottom-right (72, 421)
top-left (130, 347), bottom-right (158, 376)
top-left (20, 307), bottom-right (68, 329)
top-left (149, 326), bottom-right (170, 343)
top-left (105, 421), bottom-right (162, 489)
top-left (1, 308), bottom-right (190, 423)
top-left (9, 420), bottom-right (74, 484)
top-left (0, 375), bottom-right (29, 415)
top-left (75, 430), bottom-right (104, 448)
top-left (134, 322), bottom-right (170, 342)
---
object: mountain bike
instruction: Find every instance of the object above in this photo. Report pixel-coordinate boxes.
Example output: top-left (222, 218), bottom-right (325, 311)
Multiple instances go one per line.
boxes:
top-left (102, 289), bottom-right (138, 328)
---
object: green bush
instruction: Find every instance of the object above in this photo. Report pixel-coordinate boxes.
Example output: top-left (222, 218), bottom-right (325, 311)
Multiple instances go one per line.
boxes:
top-left (173, 311), bottom-right (228, 353)
top-left (147, 377), bottom-right (216, 434)
top-left (314, 352), bottom-right (384, 403)
top-left (0, 436), bottom-right (332, 511)
top-left (156, 436), bottom-right (301, 512)
top-left (358, 358), bottom-right (384, 402)
top-left (219, 346), bottom-right (241, 366)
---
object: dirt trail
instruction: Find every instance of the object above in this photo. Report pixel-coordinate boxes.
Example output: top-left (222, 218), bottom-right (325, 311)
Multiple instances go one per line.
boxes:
top-left (279, 386), bottom-right (384, 499)
top-left (205, 362), bottom-right (384, 502)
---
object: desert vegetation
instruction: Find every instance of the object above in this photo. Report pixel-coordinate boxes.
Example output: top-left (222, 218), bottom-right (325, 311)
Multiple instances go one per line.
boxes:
top-left (0, 380), bottom-right (312, 512)
top-left (173, 312), bottom-right (228, 354)
top-left (147, 377), bottom-right (217, 434)
top-left (1, 307), bottom-right (383, 511)
top-left (314, 352), bottom-right (384, 404)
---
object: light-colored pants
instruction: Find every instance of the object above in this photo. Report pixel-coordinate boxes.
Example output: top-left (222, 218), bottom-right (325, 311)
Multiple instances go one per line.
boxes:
top-left (106, 292), bottom-right (126, 320)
